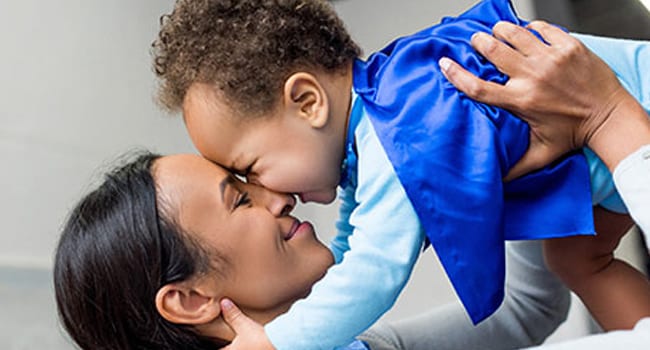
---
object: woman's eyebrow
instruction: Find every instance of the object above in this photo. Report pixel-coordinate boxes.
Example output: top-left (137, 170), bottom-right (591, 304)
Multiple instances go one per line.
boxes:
top-left (219, 175), bottom-right (236, 202)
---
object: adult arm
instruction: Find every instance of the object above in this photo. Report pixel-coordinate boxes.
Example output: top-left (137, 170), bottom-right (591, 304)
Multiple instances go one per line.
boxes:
top-left (360, 240), bottom-right (571, 350)
top-left (614, 146), bottom-right (650, 243)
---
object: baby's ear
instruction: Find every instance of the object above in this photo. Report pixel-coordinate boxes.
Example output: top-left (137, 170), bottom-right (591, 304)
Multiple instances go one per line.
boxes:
top-left (284, 72), bottom-right (329, 129)
top-left (155, 282), bottom-right (221, 325)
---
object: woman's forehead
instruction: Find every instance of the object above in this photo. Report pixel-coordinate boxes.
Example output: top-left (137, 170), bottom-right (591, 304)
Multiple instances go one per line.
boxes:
top-left (154, 155), bottom-right (234, 234)
top-left (154, 155), bottom-right (228, 205)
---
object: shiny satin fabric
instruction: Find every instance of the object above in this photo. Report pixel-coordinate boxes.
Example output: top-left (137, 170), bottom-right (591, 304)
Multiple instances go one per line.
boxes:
top-left (352, 0), bottom-right (594, 324)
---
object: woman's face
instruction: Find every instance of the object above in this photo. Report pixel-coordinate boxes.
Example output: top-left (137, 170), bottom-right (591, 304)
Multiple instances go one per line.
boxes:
top-left (154, 154), bottom-right (334, 314)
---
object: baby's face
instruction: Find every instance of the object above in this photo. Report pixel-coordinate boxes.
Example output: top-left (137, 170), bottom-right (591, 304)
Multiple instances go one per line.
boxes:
top-left (183, 83), bottom-right (343, 204)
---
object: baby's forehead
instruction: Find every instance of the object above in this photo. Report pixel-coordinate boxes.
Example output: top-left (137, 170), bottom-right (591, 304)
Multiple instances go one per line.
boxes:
top-left (183, 83), bottom-right (233, 115)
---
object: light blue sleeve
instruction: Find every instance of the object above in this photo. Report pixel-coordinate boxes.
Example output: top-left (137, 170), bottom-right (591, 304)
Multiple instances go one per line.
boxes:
top-left (572, 34), bottom-right (650, 214)
top-left (265, 116), bottom-right (425, 350)
top-left (330, 185), bottom-right (356, 264)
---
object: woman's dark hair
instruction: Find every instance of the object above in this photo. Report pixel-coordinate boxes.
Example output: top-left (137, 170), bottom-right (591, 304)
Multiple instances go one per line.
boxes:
top-left (54, 152), bottom-right (227, 349)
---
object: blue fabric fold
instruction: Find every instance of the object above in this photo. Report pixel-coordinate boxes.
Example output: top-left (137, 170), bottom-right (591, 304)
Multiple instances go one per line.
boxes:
top-left (351, 0), bottom-right (594, 324)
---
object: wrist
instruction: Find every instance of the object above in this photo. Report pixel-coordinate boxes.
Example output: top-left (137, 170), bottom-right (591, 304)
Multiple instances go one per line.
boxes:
top-left (587, 93), bottom-right (650, 171)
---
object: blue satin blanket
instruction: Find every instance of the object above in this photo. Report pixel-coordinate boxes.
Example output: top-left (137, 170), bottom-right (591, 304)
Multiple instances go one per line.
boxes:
top-left (351, 0), bottom-right (594, 324)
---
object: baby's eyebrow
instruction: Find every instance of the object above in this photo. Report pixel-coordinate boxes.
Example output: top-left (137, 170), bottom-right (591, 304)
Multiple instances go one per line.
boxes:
top-left (219, 175), bottom-right (236, 203)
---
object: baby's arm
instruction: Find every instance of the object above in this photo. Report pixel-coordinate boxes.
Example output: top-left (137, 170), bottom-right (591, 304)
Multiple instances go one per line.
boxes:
top-left (264, 116), bottom-right (425, 350)
top-left (543, 207), bottom-right (650, 330)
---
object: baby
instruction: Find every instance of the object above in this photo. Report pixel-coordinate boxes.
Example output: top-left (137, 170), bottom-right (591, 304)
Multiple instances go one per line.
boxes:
top-left (152, 0), bottom-right (650, 348)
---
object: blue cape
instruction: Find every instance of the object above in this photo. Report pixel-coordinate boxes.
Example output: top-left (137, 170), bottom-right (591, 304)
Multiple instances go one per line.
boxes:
top-left (351, 0), bottom-right (594, 323)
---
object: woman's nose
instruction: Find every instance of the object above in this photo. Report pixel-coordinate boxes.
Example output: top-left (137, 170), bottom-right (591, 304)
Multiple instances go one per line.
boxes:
top-left (263, 189), bottom-right (296, 217)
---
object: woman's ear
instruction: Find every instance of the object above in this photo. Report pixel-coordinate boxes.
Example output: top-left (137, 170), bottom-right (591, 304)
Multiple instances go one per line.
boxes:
top-left (283, 72), bottom-right (329, 129)
top-left (155, 282), bottom-right (221, 325)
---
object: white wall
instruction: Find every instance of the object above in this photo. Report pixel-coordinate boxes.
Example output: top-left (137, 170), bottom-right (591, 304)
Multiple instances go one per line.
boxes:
top-left (0, 0), bottom-right (188, 268)
top-left (334, 0), bottom-right (534, 54)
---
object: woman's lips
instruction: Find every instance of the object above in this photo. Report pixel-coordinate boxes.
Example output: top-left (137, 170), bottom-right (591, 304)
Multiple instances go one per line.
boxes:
top-left (285, 220), bottom-right (312, 240)
top-left (286, 220), bottom-right (299, 240)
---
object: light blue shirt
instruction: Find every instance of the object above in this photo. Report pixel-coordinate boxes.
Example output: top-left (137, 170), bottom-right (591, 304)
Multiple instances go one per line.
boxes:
top-left (265, 34), bottom-right (648, 350)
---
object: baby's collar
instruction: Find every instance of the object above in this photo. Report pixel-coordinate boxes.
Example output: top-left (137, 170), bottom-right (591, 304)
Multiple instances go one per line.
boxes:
top-left (339, 91), bottom-right (363, 189)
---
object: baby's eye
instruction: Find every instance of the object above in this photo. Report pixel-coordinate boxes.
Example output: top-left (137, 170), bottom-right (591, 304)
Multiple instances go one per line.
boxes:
top-left (234, 192), bottom-right (251, 208)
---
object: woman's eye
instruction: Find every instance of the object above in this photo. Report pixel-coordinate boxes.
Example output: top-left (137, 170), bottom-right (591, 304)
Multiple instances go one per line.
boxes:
top-left (235, 192), bottom-right (251, 208)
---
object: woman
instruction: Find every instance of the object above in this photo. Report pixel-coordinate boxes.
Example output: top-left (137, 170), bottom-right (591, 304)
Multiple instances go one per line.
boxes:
top-left (54, 152), bottom-right (334, 349)
top-left (55, 151), bottom-right (569, 350)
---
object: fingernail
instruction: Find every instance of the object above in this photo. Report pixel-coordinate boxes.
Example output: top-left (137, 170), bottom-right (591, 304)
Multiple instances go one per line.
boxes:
top-left (221, 298), bottom-right (234, 310)
top-left (439, 57), bottom-right (451, 72)
top-left (471, 32), bottom-right (487, 41)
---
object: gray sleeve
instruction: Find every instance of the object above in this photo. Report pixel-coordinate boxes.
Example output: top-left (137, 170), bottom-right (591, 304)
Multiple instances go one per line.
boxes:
top-left (360, 240), bottom-right (570, 350)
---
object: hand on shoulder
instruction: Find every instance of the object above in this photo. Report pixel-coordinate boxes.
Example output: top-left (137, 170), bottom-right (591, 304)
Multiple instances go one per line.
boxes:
top-left (439, 20), bottom-right (650, 178)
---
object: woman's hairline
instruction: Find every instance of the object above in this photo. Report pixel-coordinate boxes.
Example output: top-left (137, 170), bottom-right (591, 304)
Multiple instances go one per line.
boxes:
top-left (151, 158), bottom-right (231, 279)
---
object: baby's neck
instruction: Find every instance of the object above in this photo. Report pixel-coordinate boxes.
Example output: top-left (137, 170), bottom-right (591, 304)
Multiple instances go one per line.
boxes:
top-left (311, 62), bottom-right (355, 171)
top-left (329, 62), bottom-right (355, 149)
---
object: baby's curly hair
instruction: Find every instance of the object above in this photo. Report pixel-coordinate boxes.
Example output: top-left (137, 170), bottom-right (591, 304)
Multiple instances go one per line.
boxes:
top-left (152, 0), bottom-right (361, 116)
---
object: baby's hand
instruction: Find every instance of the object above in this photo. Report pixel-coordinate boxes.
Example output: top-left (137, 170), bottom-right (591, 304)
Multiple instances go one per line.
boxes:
top-left (439, 21), bottom-right (627, 180)
top-left (220, 299), bottom-right (276, 350)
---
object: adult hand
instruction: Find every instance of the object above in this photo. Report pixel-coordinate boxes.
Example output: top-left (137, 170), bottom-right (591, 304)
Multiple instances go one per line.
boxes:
top-left (439, 20), bottom-right (630, 180)
top-left (219, 299), bottom-right (276, 350)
